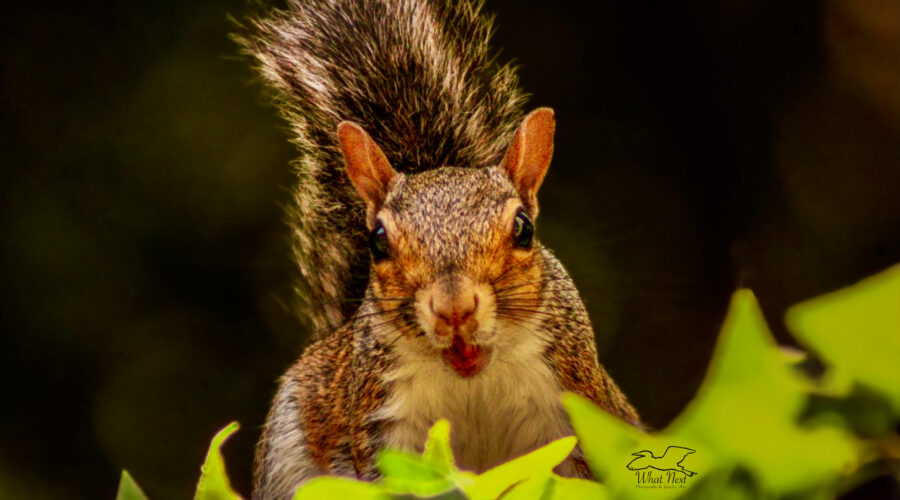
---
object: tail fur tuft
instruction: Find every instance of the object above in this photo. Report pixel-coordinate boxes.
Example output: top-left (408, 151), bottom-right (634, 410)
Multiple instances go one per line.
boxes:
top-left (237, 0), bottom-right (527, 331)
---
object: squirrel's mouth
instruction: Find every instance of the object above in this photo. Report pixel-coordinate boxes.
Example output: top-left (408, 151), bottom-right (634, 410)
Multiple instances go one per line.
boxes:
top-left (441, 334), bottom-right (491, 378)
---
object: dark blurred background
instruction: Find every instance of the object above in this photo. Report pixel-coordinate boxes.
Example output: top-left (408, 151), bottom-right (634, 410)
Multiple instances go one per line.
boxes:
top-left (1, 0), bottom-right (898, 498)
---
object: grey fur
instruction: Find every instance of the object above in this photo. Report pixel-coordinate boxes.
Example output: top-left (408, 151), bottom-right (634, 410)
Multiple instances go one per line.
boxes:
top-left (253, 375), bottom-right (314, 500)
top-left (236, 0), bottom-right (527, 331)
top-left (239, 1), bottom-right (641, 497)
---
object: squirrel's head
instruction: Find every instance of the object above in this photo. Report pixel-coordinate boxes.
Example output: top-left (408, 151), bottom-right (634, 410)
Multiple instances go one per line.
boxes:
top-left (338, 108), bottom-right (555, 378)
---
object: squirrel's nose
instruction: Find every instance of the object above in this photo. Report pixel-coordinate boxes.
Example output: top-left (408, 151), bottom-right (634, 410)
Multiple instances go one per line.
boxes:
top-left (431, 291), bottom-right (478, 329)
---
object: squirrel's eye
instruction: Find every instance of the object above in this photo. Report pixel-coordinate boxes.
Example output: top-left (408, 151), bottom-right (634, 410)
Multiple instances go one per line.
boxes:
top-left (369, 221), bottom-right (390, 261)
top-left (512, 209), bottom-right (533, 248)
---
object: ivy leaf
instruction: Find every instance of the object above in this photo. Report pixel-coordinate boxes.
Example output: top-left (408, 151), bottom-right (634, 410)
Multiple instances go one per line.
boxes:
top-left (194, 422), bottom-right (243, 500)
top-left (499, 474), bottom-right (610, 500)
top-left (563, 393), bottom-right (687, 499)
top-left (565, 290), bottom-right (864, 499)
top-left (421, 418), bottom-right (455, 475)
top-left (498, 473), bottom-right (551, 500)
top-left (116, 470), bottom-right (149, 500)
top-left (377, 449), bottom-right (455, 496)
top-left (787, 264), bottom-right (900, 417)
top-left (544, 475), bottom-right (609, 500)
top-left (668, 290), bottom-right (861, 496)
top-left (293, 477), bottom-right (390, 500)
top-left (465, 436), bottom-right (577, 500)
top-left (376, 419), bottom-right (461, 496)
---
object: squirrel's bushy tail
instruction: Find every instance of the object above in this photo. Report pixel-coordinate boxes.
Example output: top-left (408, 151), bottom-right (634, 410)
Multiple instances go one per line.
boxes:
top-left (238, 0), bottom-right (527, 331)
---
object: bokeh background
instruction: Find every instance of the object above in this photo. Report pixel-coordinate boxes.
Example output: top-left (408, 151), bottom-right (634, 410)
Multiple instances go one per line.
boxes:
top-left (2, 0), bottom-right (898, 498)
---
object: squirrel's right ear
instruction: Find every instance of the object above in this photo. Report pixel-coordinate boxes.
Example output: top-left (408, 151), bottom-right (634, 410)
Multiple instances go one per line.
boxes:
top-left (499, 108), bottom-right (555, 212)
top-left (338, 121), bottom-right (397, 222)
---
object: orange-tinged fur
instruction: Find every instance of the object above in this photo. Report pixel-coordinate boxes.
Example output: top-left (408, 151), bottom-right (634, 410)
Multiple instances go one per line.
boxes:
top-left (253, 166), bottom-right (641, 499)
top-left (242, 1), bottom-right (640, 498)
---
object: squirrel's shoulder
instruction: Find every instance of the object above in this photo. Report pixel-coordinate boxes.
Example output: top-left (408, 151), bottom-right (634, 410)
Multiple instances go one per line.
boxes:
top-left (282, 322), bottom-right (393, 468)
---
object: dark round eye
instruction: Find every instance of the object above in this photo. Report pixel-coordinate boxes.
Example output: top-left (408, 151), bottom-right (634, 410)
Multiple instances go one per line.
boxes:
top-left (369, 220), bottom-right (390, 261)
top-left (512, 209), bottom-right (534, 248)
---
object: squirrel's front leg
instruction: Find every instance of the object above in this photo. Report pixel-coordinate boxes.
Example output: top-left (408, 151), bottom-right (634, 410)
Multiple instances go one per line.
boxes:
top-left (254, 333), bottom-right (362, 499)
top-left (253, 371), bottom-right (319, 500)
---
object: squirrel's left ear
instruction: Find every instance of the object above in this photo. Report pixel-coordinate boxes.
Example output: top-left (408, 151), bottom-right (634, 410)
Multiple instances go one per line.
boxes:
top-left (338, 121), bottom-right (397, 225)
top-left (499, 107), bottom-right (555, 211)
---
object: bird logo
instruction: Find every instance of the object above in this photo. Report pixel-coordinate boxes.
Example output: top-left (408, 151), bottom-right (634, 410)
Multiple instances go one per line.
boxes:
top-left (626, 446), bottom-right (697, 477)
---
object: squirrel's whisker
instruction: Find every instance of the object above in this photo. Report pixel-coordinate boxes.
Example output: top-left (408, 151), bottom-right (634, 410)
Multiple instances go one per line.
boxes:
top-left (496, 304), bottom-right (588, 315)
top-left (492, 276), bottom-right (570, 294)
top-left (490, 260), bottom-right (529, 284)
top-left (496, 310), bottom-right (590, 325)
top-left (319, 296), bottom-right (410, 304)
top-left (312, 306), bottom-right (415, 337)
top-left (364, 311), bottom-right (415, 330)
top-left (493, 314), bottom-right (546, 330)
top-left (386, 323), bottom-right (421, 348)
top-left (496, 302), bottom-right (578, 311)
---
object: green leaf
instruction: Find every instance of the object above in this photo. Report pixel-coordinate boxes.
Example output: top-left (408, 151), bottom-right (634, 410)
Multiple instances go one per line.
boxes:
top-left (374, 421), bottom-right (584, 499)
top-left (545, 475), bottom-right (609, 500)
top-left (194, 422), bottom-right (242, 500)
top-left (116, 470), bottom-right (149, 500)
top-left (561, 392), bottom-right (647, 491)
top-left (499, 473), bottom-right (551, 500)
top-left (497, 472), bottom-right (610, 500)
top-left (376, 419), bottom-right (460, 497)
top-left (564, 290), bottom-right (866, 499)
top-left (422, 419), bottom-right (455, 475)
top-left (466, 436), bottom-right (577, 500)
top-left (787, 264), bottom-right (900, 416)
top-left (293, 476), bottom-right (391, 500)
top-left (563, 393), bottom-right (682, 499)
top-left (377, 449), bottom-right (454, 496)
top-left (669, 290), bottom-right (861, 496)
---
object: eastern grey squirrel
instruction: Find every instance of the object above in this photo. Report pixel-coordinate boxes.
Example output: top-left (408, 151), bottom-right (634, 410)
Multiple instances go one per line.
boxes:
top-left (237, 0), bottom-right (640, 498)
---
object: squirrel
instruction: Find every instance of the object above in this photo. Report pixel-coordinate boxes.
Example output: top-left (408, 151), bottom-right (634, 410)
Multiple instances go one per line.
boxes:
top-left (237, 0), bottom-right (641, 498)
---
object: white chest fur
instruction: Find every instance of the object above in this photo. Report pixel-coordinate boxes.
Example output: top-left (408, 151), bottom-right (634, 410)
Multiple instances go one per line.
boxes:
top-left (375, 327), bottom-right (573, 472)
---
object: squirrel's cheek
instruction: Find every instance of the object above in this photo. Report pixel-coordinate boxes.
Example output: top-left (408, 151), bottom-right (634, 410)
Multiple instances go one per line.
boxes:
top-left (370, 261), bottom-right (403, 287)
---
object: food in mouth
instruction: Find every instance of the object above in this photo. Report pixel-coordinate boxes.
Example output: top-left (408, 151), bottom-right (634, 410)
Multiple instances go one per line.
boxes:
top-left (442, 334), bottom-right (491, 377)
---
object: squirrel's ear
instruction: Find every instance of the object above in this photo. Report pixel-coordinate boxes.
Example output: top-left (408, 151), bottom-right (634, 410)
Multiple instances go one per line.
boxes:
top-left (499, 108), bottom-right (555, 210)
top-left (338, 121), bottom-right (397, 215)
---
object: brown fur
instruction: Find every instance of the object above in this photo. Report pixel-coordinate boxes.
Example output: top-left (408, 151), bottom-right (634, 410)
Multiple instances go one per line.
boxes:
top-left (236, 0), bottom-right (528, 331)
top-left (241, 2), bottom-right (640, 498)
top-left (252, 165), bottom-right (641, 499)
